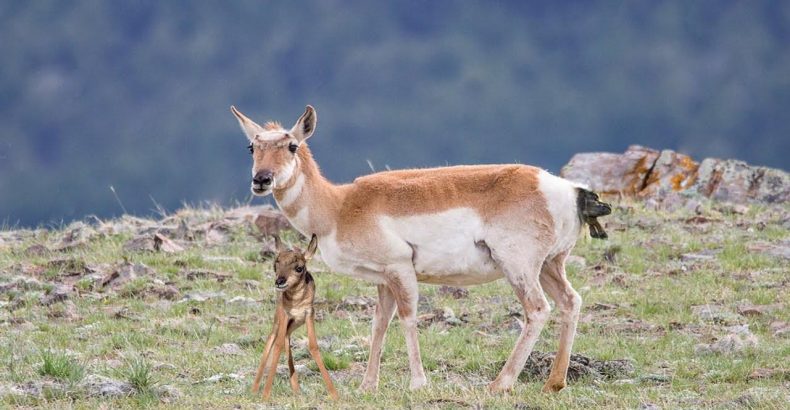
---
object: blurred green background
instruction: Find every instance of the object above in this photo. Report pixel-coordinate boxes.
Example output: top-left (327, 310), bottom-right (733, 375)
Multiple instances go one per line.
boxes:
top-left (1, 1), bottom-right (788, 226)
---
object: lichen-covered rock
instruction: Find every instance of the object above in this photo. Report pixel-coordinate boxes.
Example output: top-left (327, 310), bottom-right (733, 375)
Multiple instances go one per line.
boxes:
top-left (638, 149), bottom-right (699, 198)
top-left (560, 145), bottom-right (659, 195)
top-left (691, 158), bottom-right (789, 204)
top-left (560, 146), bottom-right (788, 205)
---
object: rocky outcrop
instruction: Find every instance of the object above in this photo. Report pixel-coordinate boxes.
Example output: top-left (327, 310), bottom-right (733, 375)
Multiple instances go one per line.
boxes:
top-left (561, 145), bottom-right (789, 205)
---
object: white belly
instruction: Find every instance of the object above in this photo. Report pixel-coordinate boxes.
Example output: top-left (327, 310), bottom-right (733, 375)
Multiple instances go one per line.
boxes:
top-left (380, 208), bottom-right (502, 284)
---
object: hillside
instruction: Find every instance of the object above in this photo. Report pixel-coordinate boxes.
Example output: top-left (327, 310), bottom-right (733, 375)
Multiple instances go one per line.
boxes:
top-left (2, 1), bottom-right (790, 226)
top-left (1, 198), bottom-right (788, 408)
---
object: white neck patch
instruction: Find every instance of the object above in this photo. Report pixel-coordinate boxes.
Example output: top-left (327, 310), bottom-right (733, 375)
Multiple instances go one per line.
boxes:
top-left (278, 172), bottom-right (305, 207)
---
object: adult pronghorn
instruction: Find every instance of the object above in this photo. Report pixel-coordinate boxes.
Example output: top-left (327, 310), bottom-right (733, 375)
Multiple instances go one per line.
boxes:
top-left (231, 105), bottom-right (611, 393)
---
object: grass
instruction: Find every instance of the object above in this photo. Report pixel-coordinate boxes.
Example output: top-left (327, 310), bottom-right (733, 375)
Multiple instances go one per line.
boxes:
top-left (38, 350), bottom-right (84, 383)
top-left (0, 201), bottom-right (788, 408)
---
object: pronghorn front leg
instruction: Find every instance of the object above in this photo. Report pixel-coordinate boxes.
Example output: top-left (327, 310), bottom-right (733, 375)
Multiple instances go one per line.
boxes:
top-left (387, 271), bottom-right (428, 390)
top-left (360, 284), bottom-right (397, 392)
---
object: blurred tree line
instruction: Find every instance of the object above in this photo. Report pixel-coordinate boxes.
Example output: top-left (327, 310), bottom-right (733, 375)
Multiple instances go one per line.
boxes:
top-left (1, 0), bottom-right (788, 226)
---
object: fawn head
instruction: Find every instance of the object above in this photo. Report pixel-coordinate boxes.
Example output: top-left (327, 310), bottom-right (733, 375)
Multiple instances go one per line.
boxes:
top-left (272, 234), bottom-right (318, 292)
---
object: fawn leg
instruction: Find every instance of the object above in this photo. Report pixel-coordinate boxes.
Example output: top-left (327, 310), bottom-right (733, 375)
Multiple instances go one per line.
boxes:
top-left (286, 324), bottom-right (299, 394)
top-left (306, 314), bottom-right (339, 400)
top-left (251, 322), bottom-right (278, 393)
top-left (262, 309), bottom-right (288, 400)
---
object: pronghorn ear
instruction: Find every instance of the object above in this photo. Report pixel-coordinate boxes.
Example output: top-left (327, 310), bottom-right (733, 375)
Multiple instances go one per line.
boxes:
top-left (304, 234), bottom-right (318, 261)
top-left (272, 234), bottom-right (285, 253)
top-left (291, 105), bottom-right (317, 142)
top-left (230, 105), bottom-right (263, 141)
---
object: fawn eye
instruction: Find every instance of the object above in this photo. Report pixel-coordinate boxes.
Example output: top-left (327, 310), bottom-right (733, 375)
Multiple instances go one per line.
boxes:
top-left (247, 143), bottom-right (254, 154)
top-left (288, 143), bottom-right (298, 153)
top-left (295, 266), bottom-right (304, 273)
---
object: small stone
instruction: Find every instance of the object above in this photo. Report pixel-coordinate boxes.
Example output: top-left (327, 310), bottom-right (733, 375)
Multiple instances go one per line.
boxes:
top-left (212, 343), bottom-right (244, 356)
top-left (691, 304), bottom-right (739, 324)
top-left (227, 296), bottom-right (257, 306)
top-left (81, 374), bottom-right (134, 397)
top-left (39, 284), bottom-right (71, 306)
top-left (197, 372), bottom-right (245, 384)
top-left (153, 233), bottom-right (184, 253)
top-left (178, 291), bottom-right (225, 303)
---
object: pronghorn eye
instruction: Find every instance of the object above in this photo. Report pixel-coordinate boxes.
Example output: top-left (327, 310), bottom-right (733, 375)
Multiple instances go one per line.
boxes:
top-left (247, 143), bottom-right (254, 154)
top-left (288, 143), bottom-right (298, 153)
top-left (295, 266), bottom-right (304, 273)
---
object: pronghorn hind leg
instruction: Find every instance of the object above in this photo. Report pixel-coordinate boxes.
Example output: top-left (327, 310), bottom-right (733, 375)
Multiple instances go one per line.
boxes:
top-left (488, 248), bottom-right (551, 392)
top-left (359, 284), bottom-right (397, 392)
top-left (306, 314), bottom-right (339, 400)
top-left (538, 251), bottom-right (582, 393)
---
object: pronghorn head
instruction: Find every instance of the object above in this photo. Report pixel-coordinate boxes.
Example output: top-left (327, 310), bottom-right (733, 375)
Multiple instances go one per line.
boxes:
top-left (271, 233), bottom-right (318, 292)
top-left (230, 105), bottom-right (317, 196)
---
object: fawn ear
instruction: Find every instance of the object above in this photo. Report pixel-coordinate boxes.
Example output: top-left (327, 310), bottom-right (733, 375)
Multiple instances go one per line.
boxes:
top-left (291, 105), bottom-right (317, 142)
top-left (230, 105), bottom-right (263, 142)
top-left (304, 234), bottom-right (318, 261)
top-left (272, 234), bottom-right (285, 253)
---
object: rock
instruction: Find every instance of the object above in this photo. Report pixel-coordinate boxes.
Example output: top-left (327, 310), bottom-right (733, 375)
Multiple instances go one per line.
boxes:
top-left (254, 210), bottom-right (292, 236)
top-left (437, 285), bottom-right (469, 299)
top-left (691, 304), bottom-right (739, 324)
top-left (153, 233), bottom-right (184, 253)
top-left (81, 374), bottom-right (134, 397)
top-left (340, 295), bottom-right (376, 309)
top-left (196, 372), bottom-right (245, 384)
top-left (561, 146), bottom-right (789, 205)
top-left (638, 149), bottom-right (699, 198)
top-left (520, 351), bottom-right (635, 381)
top-left (157, 384), bottom-right (181, 403)
top-left (205, 228), bottom-right (227, 245)
top-left (695, 325), bottom-right (758, 355)
top-left (0, 275), bottom-right (44, 292)
top-left (149, 284), bottom-right (180, 300)
top-left (184, 269), bottom-right (232, 282)
top-left (178, 291), bottom-right (225, 303)
top-left (39, 284), bottom-right (72, 306)
top-left (24, 244), bottom-right (49, 256)
top-left (748, 368), bottom-right (790, 380)
top-left (736, 303), bottom-right (782, 317)
top-left (769, 321), bottom-right (789, 338)
top-left (561, 145), bottom-right (659, 195)
top-left (100, 262), bottom-right (156, 290)
top-left (227, 296), bottom-right (257, 306)
top-left (692, 158), bottom-right (790, 204)
top-left (212, 343), bottom-right (244, 356)
top-left (746, 241), bottom-right (790, 260)
top-left (123, 235), bottom-right (157, 252)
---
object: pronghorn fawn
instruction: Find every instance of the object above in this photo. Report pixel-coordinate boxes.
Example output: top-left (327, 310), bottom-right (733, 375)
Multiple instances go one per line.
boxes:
top-left (251, 234), bottom-right (338, 401)
top-left (231, 105), bottom-right (611, 394)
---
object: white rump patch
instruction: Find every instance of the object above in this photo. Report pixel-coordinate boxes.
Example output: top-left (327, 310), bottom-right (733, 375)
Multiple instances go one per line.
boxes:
top-left (537, 170), bottom-right (581, 253)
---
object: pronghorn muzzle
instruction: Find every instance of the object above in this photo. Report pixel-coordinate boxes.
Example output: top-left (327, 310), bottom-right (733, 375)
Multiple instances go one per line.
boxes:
top-left (252, 170), bottom-right (274, 195)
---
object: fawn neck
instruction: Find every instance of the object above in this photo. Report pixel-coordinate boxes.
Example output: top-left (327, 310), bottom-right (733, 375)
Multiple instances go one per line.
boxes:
top-left (280, 272), bottom-right (315, 313)
top-left (273, 145), bottom-right (345, 237)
